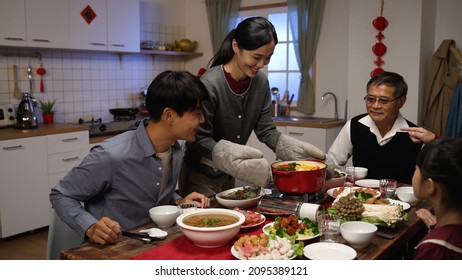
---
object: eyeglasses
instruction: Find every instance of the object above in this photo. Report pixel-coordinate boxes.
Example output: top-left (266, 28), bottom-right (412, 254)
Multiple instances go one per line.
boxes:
top-left (363, 95), bottom-right (402, 105)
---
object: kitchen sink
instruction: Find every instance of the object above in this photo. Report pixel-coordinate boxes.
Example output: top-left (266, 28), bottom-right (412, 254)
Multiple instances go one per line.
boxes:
top-left (272, 116), bottom-right (339, 123)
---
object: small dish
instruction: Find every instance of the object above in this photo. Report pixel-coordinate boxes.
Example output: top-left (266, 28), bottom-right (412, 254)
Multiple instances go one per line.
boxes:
top-left (138, 228), bottom-right (168, 238)
top-left (234, 210), bottom-right (266, 229)
top-left (327, 187), bottom-right (381, 199)
top-left (303, 242), bottom-right (357, 260)
top-left (386, 199), bottom-right (410, 211)
top-left (355, 179), bottom-right (380, 188)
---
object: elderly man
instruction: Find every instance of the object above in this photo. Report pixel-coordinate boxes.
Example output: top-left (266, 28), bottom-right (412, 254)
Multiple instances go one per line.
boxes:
top-left (325, 71), bottom-right (436, 183)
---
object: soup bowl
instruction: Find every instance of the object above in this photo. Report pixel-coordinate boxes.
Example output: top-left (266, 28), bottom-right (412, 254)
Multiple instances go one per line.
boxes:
top-left (176, 208), bottom-right (246, 248)
top-left (215, 186), bottom-right (265, 209)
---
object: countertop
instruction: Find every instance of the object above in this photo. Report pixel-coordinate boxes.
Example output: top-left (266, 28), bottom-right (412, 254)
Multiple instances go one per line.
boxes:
top-left (273, 119), bottom-right (346, 128)
top-left (0, 123), bottom-right (88, 141)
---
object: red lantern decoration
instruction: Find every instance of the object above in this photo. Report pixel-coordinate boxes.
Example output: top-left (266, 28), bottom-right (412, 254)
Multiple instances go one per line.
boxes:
top-left (371, 0), bottom-right (388, 77)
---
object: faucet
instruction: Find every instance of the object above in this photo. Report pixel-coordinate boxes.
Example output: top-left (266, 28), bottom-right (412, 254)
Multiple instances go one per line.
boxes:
top-left (321, 92), bottom-right (338, 120)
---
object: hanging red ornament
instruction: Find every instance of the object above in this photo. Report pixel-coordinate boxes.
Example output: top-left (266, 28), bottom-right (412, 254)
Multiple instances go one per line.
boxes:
top-left (372, 42), bottom-right (387, 56)
top-left (370, 0), bottom-right (388, 77)
top-left (372, 16), bottom-right (388, 31)
top-left (370, 67), bottom-right (385, 77)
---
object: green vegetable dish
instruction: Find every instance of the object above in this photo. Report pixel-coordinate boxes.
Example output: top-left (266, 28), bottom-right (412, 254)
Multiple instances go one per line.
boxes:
top-left (219, 186), bottom-right (261, 200)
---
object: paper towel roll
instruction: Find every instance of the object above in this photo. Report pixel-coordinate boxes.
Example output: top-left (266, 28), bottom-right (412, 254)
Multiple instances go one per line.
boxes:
top-left (298, 203), bottom-right (322, 221)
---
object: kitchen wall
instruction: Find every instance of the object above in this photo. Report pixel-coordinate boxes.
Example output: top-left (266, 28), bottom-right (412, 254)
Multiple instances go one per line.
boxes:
top-left (0, 0), bottom-right (188, 124)
top-left (184, 0), bottom-right (462, 125)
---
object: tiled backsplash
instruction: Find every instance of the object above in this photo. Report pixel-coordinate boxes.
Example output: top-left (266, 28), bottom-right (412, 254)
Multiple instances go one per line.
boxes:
top-left (0, 23), bottom-right (189, 124)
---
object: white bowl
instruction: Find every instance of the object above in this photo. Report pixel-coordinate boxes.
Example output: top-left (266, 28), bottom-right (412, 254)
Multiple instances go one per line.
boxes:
top-left (176, 208), bottom-right (245, 248)
top-left (149, 205), bottom-right (179, 228)
top-left (324, 172), bottom-right (346, 190)
top-left (215, 186), bottom-right (264, 209)
top-left (354, 167), bottom-right (368, 180)
top-left (396, 186), bottom-right (421, 206)
top-left (340, 221), bottom-right (377, 249)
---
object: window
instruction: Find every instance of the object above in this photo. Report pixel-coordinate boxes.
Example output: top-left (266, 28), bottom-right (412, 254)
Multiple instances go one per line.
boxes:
top-left (238, 6), bottom-right (308, 104)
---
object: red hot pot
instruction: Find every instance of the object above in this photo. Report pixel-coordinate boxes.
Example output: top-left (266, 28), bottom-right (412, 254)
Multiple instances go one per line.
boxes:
top-left (271, 160), bottom-right (327, 194)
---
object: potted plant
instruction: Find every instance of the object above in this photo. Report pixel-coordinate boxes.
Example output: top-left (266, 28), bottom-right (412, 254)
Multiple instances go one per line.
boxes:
top-left (39, 99), bottom-right (56, 124)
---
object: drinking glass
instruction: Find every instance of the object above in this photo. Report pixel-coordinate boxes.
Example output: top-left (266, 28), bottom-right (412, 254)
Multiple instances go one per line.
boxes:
top-left (343, 166), bottom-right (356, 187)
top-left (379, 179), bottom-right (397, 199)
top-left (317, 213), bottom-right (341, 242)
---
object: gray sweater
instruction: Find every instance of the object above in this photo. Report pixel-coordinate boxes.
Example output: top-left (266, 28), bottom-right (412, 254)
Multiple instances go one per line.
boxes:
top-left (184, 65), bottom-right (281, 185)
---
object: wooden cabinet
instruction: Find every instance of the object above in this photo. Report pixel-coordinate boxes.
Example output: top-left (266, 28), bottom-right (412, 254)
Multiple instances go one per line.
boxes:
top-left (0, 136), bottom-right (49, 238)
top-left (70, 0), bottom-right (140, 52)
top-left (25, 0), bottom-right (70, 49)
top-left (0, 130), bottom-right (89, 238)
top-left (0, 0), bottom-right (27, 46)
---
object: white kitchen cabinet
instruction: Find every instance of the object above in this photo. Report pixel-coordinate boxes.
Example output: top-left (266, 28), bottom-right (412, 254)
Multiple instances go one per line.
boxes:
top-left (0, 130), bottom-right (89, 238)
top-left (107, 0), bottom-right (140, 52)
top-left (246, 126), bottom-right (286, 165)
top-left (0, 0), bottom-right (27, 46)
top-left (285, 125), bottom-right (341, 153)
top-left (0, 136), bottom-right (49, 238)
top-left (70, 0), bottom-right (140, 52)
top-left (70, 0), bottom-right (108, 51)
top-left (46, 131), bottom-right (89, 192)
top-left (25, 0), bottom-right (70, 49)
top-left (246, 124), bottom-right (342, 165)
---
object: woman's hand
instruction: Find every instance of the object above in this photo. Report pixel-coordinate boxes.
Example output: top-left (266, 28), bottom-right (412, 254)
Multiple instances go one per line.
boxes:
top-left (400, 127), bottom-right (436, 144)
top-left (85, 217), bottom-right (121, 245)
top-left (177, 192), bottom-right (210, 208)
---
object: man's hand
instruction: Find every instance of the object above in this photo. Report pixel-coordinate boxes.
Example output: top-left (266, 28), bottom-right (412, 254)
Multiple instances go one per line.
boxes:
top-left (176, 192), bottom-right (210, 208)
top-left (85, 217), bottom-right (121, 245)
top-left (400, 127), bottom-right (436, 144)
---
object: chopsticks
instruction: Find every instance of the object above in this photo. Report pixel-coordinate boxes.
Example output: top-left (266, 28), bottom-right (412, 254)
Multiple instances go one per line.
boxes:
top-left (121, 231), bottom-right (165, 241)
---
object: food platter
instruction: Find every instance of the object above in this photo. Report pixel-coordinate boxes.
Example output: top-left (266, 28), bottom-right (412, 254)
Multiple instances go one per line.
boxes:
top-left (303, 243), bottom-right (357, 260)
top-left (355, 179), bottom-right (380, 188)
top-left (327, 186), bottom-right (381, 199)
top-left (231, 245), bottom-right (297, 260)
top-left (263, 222), bottom-right (320, 241)
top-left (234, 210), bottom-right (266, 229)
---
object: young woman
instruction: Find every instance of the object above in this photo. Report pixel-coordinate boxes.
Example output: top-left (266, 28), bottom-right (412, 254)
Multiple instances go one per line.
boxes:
top-left (179, 17), bottom-right (325, 197)
top-left (412, 138), bottom-right (462, 259)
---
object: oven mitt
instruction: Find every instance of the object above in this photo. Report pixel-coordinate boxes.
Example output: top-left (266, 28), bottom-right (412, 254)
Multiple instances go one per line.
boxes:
top-left (275, 134), bottom-right (326, 161)
top-left (211, 140), bottom-right (271, 187)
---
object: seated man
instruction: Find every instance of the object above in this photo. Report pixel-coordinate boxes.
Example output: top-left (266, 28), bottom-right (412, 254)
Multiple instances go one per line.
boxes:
top-left (325, 71), bottom-right (436, 183)
top-left (50, 71), bottom-right (210, 245)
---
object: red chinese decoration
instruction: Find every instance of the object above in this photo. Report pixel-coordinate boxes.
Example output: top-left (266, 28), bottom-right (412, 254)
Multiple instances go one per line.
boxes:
top-left (371, 0), bottom-right (388, 77)
top-left (81, 5), bottom-right (97, 25)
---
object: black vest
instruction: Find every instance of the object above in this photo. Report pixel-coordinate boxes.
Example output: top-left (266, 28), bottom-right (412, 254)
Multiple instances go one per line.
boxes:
top-left (350, 114), bottom-right (423, 183)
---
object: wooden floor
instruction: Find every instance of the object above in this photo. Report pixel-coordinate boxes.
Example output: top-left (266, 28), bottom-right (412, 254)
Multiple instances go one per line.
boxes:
top-left (0, 227), bottom-right (48, 260)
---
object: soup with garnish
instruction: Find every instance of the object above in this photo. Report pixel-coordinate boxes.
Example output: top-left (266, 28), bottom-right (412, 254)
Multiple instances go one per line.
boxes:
top-left (183, 213), bottom-right (239, 227)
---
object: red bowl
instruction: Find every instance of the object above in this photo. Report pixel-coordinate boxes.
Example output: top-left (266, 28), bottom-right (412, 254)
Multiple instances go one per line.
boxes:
top-left (271, 160), bottom-right (327, 194)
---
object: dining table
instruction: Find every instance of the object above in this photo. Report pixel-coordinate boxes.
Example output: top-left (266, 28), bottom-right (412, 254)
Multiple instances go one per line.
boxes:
top-left (60, 190), bottom-right (431, 260)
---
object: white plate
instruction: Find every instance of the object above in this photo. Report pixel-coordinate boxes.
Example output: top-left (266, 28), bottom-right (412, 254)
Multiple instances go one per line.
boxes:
top-left (303, 243), bottom-right (357, 260)
top-left (231, 244), bottom-right (297, 260)
top-left (263, 222), bottom-right (320, 241)
top-left (326, 187), bottom-right (381, 199)
top-left (387, 199), bottom-right (410, 210)
top-left (355, 179), bottom-right (380, 188)
top-left (238, 211), bottom-right (266, 229)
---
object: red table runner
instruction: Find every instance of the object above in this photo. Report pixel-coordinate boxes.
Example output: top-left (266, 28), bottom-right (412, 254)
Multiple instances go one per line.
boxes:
top-left (131, 221), bottom-right (269, 260)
